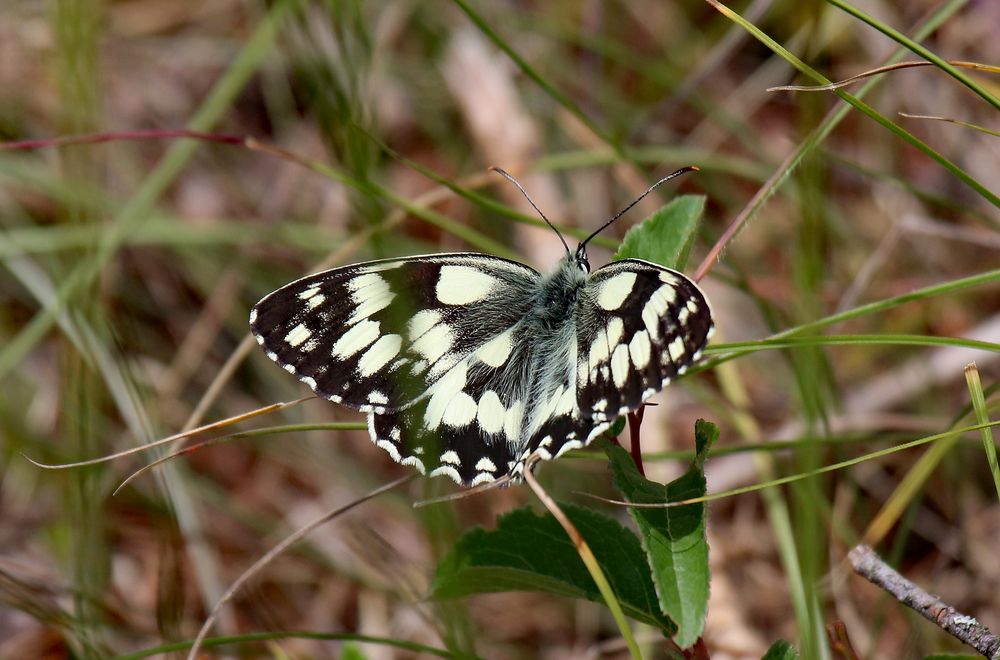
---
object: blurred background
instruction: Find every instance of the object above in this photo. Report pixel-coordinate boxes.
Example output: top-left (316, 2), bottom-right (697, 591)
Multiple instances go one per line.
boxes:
top-left (1, 0), bottom-right (998, 657)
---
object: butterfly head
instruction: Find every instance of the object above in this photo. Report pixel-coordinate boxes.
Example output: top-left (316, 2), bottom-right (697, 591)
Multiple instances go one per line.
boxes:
top-left (572, 242), bottom-right (591, 274)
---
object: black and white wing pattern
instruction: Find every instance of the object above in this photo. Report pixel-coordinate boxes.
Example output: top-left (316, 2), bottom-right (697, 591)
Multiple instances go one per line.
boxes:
top-left (250, 251), bottom-right (713, 487)
top-left (575, 259), bottom-right (713, 422)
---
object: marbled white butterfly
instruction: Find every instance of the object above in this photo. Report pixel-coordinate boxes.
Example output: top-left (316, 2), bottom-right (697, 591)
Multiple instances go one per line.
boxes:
top-left (250, 168), bottom-right (713, 487)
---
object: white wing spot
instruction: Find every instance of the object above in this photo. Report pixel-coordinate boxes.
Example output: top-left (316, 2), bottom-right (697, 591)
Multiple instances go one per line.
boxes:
top-left (424, 361), bottom-right (469, 429)
top-left (348, 273), bottom-right (385, 293)
top-left (359, 261), bottom-right (404, 274)
top-left (376, 439), bottom-right (401, 462)
top-left (611, 344), bottom-right (630, 388)
top-left (470, 472), bottom-right (496, 486)
top-left (588, 328), bottom-right (610, 373)
top-left (556, 387), bottom-right (575, 415)
top-left (629, 330), bottom-right (652, 369)
top-left (357, 334), bottom-right (402, 377)
top-left (390, 427), bottom-right (402, 441)
top-left (442, 391), bottom-right (478, 428)
top-left (653, 284), bottom-right (677, 308)
top-left (687, 299), bottom-right (699, 313)
top-left (401, 456), bottom-right (426, 474)
top-left (677, 307), bottom-right (690, 325)
top-left (477, 390), bottom-right (506, 435)
top-left (283, 364), bottom-right (296, 374)
top-left (475, 328), bottom-right (514, 368)
top-left (440, 450), bottom-right (461, 465)
top-left (306, 293), bottom-right (326, 309)
top-left (368, 391), bottom-right (388, 405)
top-left (331, 319), bottom-right (380, 358)
top-left (429, 465), bottom-right (462, 483)
top-left (298, 287), bottom-right (320, 300)
top-left (596, 272), bottom-right (637, 310)
top-left (249, 308), bottom-right (258, 324)
top-left (475, 457), bottom-right (498, 472)
top-left (407, 309), bottom-right (441, 339)
top-left (348, 274), bottom-right (395, 323)
top-left (301, 376), bottom-right (317, 389)
top-left (412, 323), bottom-right (453, 364)
top-left (555, 439), bottom-right (583, 458)
top-left (667, 336), bottom-right (686, 363)
top-left (436, 266), bottom-right (496, 305)
top-left (284, 323), bottom-right (311, 347)
top-left (642, 304), bottom-right (661, 340)
top-left (605, 317), bottom-right (624, 349)
top-left (504, 400), bottom-right (525, 442)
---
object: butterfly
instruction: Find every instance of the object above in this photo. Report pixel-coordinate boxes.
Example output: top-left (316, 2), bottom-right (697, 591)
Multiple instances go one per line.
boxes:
top-left (250, 168), bottom-right (713, 487)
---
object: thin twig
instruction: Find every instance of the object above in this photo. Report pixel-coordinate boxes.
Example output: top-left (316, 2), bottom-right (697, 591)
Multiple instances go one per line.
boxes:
top-left (848, 545), bottom-right (1000, 659)
top-left (186, 475), bottom-right (416, 660)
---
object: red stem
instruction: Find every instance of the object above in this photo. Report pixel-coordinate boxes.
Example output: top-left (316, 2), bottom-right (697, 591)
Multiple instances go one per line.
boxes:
top-left (626, 406), bottom-right (646, 476)
top-left (0, 129), bottom-right (247, 151)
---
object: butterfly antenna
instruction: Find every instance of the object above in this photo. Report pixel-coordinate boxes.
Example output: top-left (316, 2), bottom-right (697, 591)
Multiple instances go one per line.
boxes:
top-left (491, 167), bottom-right (570, 254)
top-left (579, 165), bottom-right (699, 248)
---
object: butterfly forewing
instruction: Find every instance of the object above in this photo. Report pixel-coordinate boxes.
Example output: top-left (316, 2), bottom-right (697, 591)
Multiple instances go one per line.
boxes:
top-left (250, 254), bottom-right (539, 413)
top-left (574, 259), bottom-right (713, 422)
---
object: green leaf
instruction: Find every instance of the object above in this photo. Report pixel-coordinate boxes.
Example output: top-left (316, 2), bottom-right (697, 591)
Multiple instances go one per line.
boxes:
top-left (613, 194), bottom-right (705, 270)
top-left (431, 504), bottom-right (676, 633)
top-left (341, 642), bottom-right (369, 660)
top-left (606, 419), bottom-right (718, 648)
top-left (761, 639), bottom-right (800, 660)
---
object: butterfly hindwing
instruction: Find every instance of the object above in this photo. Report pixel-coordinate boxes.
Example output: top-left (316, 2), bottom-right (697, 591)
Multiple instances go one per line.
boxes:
top-left (575, 259), bottom-right (713, 421)
top-left (369, 348), bottom-right (533, 486)
top-left (250, 254), bottom-right (540, 413)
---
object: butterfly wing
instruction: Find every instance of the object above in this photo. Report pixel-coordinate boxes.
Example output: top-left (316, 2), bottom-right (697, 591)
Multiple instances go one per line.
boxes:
top-left (250, 254), bottom-right (540, 413)
top-left (574, 258), bottom-right (713, 422)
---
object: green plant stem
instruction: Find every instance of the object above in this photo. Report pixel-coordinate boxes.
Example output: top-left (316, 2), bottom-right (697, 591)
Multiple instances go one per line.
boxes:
top-left (703, 0), bottom-right (999, 210)
top-left (825, 0), bottom-right (1000, 112)
top-left (965, 364), bottom-right (1000, 503)
top-left (524, 466), bottom-right (642, 659)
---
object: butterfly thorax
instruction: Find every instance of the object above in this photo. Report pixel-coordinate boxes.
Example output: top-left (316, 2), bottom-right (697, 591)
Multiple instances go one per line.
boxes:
top-left (529, 252), bottom-right (588, 333)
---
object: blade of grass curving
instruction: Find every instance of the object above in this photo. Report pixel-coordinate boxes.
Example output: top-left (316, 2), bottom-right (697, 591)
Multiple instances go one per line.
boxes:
top-left (578, 421), bottom-right (1000, 509)
top-left (116, 630), bottom-right (464, 660)
top-left (767, 60), bottom-right (1000, 92)
top-left (536, 146), bottom-right (772, 184)
top-left (0, 0), bottom-right (304, 381)
top-left (450, 0), bottom-right (620, 155)
top-left (774, 269), bottom-right (1000, 339)
top-left (899, 113), bottom-right (1000, 139)
top-left (704, 334), bottom-right (1000, 360)
top-left (965, 364), bottom-right (1000, 503)
top-left (185, 475), bottom-right (416, 660)
top-left (702, 0), bottom-right (999, 212)
top-left (245, 139), bottom-right (519, 259)
top-left (695, 0), bottom-right (971, 280)
top-left (24, 397), bottom-right (314, 470)
top-left (524, 461), bottom-right (641, 659)
top-left (825, 0), bottom-right (1000, 112)
top-left (113, 422), bottom-right (367, 495)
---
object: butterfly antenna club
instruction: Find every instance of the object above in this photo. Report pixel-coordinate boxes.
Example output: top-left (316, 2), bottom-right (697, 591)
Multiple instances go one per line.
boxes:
top-left (579, 165), bottom-right (699, 249)
top-left (492, 166), bottom-right (570, 254)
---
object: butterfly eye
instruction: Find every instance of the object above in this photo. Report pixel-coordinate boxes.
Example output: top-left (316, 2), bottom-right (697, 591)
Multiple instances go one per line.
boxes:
top-left (578, 257), bottom-right (590, 273)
